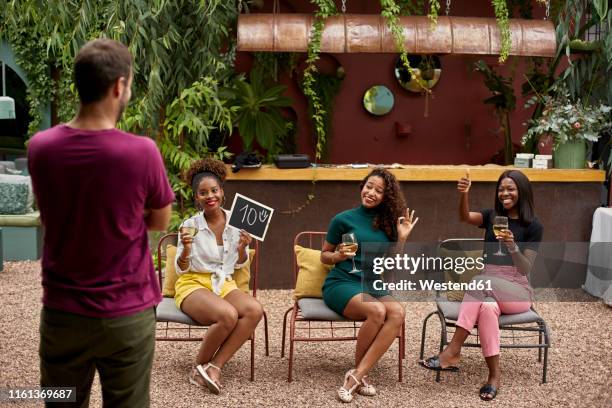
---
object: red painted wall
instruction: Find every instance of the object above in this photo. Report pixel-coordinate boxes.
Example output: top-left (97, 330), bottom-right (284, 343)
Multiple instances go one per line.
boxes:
top-left (233, 0), bottom-right (550, 164)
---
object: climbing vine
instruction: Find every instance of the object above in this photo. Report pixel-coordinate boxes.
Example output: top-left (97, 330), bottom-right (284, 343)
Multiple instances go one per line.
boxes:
top-left (492, 0), bottom-right (512, 63)
top-left (380, 0), bottom-right (431, 95)
top-left (303, 0), bottom-right (338, 161)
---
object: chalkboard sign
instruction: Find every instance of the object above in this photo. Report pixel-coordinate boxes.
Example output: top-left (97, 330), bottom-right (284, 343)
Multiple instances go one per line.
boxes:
top-left (228, 193), bottom-right (274, 241)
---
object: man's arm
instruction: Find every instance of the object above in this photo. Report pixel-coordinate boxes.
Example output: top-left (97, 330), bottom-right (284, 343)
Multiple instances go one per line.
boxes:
top-left (145, 204), bottom-right (172, 231)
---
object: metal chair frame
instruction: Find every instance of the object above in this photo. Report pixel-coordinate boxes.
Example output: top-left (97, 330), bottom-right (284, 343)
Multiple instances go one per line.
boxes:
top-left (419, 238), bottom-right (551, 384)
top-left (281, 231), bottom-right (405, 382)
top-left (155, 232), bottom-right (269, 381)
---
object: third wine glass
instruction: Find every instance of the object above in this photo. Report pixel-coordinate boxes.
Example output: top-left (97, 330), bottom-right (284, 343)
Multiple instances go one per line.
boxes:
top-left (342, 233), bottom-right (360, 273)
top-left (493, 216), bottom-right (509, 256)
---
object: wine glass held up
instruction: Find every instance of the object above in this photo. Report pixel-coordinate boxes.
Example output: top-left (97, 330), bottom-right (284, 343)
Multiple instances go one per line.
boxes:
top-left (179, 225), bottom-right (199, 248)
top-left (493, 216), bottom-right (509, 256)
top-left (341, 232), bottom-right (360, 274)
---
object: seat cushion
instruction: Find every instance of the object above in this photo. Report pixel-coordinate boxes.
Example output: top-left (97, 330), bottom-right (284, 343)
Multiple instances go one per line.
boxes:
top-left (436, 296), bottom-right (542, 326)
top-left (293, 245), bottom-right (332, 299)
top-left (233, 249), bottom-right (256, 293)
top-left (297, 298), bottom-right (348, 321)
top-left (155, 298), bottom-right (203, 326)
top-left (0, 211), bottom-right (40, 227)
top-left (438, 247), bottom-right (484, 301)
top-left (0, 174), bottom-right (34, 213)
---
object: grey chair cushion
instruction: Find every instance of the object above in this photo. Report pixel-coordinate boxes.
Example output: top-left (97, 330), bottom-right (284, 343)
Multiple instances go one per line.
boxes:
top-left (436, 296), bottom-right (542, 326)
top-left (156, 297), bottom-right (203, 326)
top-left (297, 298), bottom-right (348, 321)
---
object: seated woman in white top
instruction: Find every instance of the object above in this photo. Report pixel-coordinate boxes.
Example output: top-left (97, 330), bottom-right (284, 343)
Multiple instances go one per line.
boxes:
top-left (174, 158), bottom-right (263, 394)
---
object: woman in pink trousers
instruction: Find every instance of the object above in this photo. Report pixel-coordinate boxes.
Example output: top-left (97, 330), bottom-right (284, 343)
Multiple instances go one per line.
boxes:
top-left (420, 170), bottom-right (543, 401)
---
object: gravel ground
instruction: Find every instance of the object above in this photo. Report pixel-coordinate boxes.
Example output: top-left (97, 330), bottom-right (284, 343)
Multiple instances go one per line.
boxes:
top-left (1, 261), bottom-right (611, 407)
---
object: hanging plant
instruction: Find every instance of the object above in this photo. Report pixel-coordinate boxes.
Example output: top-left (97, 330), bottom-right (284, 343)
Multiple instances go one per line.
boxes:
top-left (428, 0), bottom-right (441, 27)
top-left (302, 69), bottom-right (344, 160)
top-left (492, 0), bottom-right (512, 63)
top-left (302, 0), bottom-right (338, 161)
top-left (381, 0), bottom-right (432, 116)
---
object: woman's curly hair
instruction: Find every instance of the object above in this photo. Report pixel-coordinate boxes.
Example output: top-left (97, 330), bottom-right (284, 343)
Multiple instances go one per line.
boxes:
top-left (360, 168), bottom-right (406, 240)
top-left (184, 158), bottom-right (227, 193)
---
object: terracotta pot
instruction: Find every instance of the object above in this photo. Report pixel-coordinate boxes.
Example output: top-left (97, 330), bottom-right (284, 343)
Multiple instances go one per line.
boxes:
top-left (538, 133), bottom-right (554, 155)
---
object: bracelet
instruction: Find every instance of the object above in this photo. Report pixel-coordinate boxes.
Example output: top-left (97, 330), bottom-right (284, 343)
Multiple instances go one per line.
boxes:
top-left (178, 254), bottom-right (191, 263)
top-left (508, 243), bottom-right (520, 254)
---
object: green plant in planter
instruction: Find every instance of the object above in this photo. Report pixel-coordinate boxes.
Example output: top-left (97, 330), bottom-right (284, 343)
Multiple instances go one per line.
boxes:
top-left (230, 68), bottom-right (293, 159)
top-left (523, 89), bottom-right (612, 168)
top-left (474, 60), bottom-right (517, 165)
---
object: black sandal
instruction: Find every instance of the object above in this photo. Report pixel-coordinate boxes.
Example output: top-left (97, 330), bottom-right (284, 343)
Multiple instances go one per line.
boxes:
top-left (479, 384), bottom-right (499, 401)
top-left (419, 356), bottom-right (459, 372)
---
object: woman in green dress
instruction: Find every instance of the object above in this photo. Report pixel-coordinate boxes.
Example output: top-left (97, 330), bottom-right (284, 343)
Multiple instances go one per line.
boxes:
top-left (320, 168), bottom-right (418, 403)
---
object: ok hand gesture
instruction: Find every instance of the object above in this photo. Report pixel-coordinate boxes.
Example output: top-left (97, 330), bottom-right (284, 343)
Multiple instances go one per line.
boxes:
top-left (397, 208), bottom-right (419, 242)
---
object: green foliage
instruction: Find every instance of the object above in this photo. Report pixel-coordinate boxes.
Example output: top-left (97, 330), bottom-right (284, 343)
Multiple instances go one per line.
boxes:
top-left (303, 70), bottom-right (344, 160)
top-left (474, 60), bottom-right (516, 164)
top-left (253, 52), bottom-right (299, 82)
top-left (396, 0), bottom-right (426, 16)
top-left (551, 0), bottom-right (611, 104)
top-left (229, 68), bottom-right (293, 159)
top-left (381, 0), bottom-right (430, 95)
top-left (163, 77), bottom-right (236, 152)
top-left (1, 0), bottom-right (241, 225)
top-left (475, 61), bottom-right (516, 111)
top-left (1, 0), bottom-right (238, 135)
top-left (524, 88), bottom-right (612, 147)
top-left (303, 0), bottom-right (338, 160)
top-left (428, 0), bottom-right (441, 26)
top-left (523, 0), bottom-right (611, 153)
top-left (492, 0), bottom-right (511, 63)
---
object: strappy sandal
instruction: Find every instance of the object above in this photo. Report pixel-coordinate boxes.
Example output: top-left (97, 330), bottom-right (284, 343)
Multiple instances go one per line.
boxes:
top-left (479, 384), bottom-right (499, 401)
top-left (419, 356), bottom-right (459, 372)
top-left (188, 366), bottom-right (206, 387)
top-left (357, 375), bottom-right (376, 397)
top-left (337, 369), bottom-right (361, 403)
top-left (196, 363), bottom-right (221, 395)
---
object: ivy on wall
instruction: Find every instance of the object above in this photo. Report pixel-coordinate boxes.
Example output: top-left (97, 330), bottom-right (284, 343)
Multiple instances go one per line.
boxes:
top-left (302, 0), bottom-right (338, 161)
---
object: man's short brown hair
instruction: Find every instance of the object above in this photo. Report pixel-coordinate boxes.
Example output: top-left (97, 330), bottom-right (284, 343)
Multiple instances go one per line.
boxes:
top-left (74, 39), bottom-right (133, 104)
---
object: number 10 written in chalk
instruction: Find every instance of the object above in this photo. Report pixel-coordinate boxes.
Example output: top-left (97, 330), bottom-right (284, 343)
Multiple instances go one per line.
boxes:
top-left (228, 193), bottom-right (275, 241)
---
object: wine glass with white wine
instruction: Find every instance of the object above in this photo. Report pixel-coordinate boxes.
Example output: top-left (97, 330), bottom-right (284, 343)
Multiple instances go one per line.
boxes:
top-left (342, 233), bottom-right (360, 273)
top-left (179, 223), bottom-right (199, 241)
top-left (493, 216), bottom-right (509, 256)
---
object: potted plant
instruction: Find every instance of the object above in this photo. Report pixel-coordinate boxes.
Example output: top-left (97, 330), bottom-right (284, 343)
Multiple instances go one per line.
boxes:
top-left (227, 67), bottom-right (294, 160)
top-left (523, 90), bottom-right (612, 168)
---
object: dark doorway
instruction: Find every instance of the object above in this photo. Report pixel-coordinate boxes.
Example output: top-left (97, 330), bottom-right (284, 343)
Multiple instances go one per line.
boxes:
top-left (0, 62), bottom-right (32, 159)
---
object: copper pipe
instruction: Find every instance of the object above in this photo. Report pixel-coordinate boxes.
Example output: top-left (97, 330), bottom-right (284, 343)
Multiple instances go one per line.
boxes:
top-left (237, 14), bottom-right (556, 57)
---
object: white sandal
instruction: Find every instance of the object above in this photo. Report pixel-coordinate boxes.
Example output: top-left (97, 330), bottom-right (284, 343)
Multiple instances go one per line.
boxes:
top-left (358, 375), bottom-right (377, 396)
top-left (337, 369), bottom-right (361, 403)
top-left (195, 363), bottom-right (221, 395)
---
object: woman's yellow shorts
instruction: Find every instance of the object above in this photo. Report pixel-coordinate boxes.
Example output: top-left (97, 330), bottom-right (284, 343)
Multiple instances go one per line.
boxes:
top-left (174, 272), bottom-right (238, 309)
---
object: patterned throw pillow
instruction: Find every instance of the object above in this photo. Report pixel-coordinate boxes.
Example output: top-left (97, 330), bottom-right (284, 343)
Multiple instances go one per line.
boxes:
top-left (0, 182), bottom-right (29, 215)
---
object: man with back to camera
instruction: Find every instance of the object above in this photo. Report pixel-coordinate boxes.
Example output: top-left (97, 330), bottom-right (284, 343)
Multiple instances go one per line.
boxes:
top-left (27, 39), bottom-right (174, 407)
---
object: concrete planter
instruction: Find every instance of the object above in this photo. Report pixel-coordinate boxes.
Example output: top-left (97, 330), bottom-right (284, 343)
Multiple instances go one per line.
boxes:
top-left (554, 140), bottom-right (587, 169)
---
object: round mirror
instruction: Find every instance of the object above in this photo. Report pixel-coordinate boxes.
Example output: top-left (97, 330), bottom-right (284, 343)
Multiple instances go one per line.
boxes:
top-left (363, 85), bottom-right (394, 116)
top-left (394, 55), bottom-right (442, 93)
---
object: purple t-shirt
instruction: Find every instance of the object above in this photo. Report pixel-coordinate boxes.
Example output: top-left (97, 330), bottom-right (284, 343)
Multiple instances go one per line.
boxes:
top-left (28, 125), bottom-right (175, 318)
